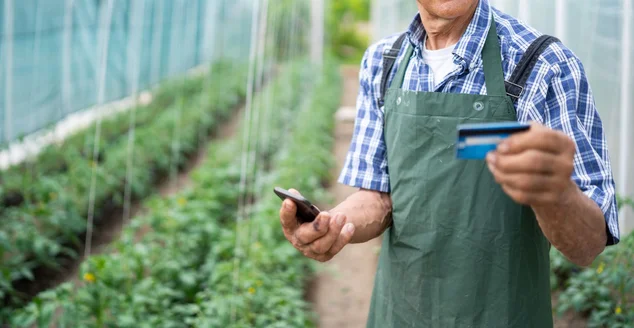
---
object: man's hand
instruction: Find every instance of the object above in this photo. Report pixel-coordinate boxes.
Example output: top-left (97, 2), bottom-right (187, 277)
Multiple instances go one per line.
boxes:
top-left (486, 122), bottom-right (577, 206)
top-left (279, 189), bottom-right (356, 262)
top-left (486, 122), bottom-right (607, 266)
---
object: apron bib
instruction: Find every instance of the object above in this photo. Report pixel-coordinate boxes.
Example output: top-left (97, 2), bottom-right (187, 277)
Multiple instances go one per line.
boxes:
top-left (366, 19), bottom-right (553, 328)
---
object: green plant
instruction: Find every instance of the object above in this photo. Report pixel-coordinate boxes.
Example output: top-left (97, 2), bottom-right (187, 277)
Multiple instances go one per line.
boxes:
top-left (617, 195), bottom-right (634, 211)
top-left (551, 196), bottom-right (634, 327)
top-left (556, 232), bottom-right (634, 327)
top-left (0, 61), bottom-right (250, 308)
top-left (327, 0), bottom-right (371, 62)
top-left (4, 57), bottom-right (342, 327)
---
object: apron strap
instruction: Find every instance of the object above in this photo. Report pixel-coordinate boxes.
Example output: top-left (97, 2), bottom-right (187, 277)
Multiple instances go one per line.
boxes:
top-left (391, 44), bottom-right (414, 92)
top-left (379, 33), bottom-right (408, 107)
top-left (481, 18), bottom-right (507, 97)
top-left (504, 35), bottom-right (560, 102)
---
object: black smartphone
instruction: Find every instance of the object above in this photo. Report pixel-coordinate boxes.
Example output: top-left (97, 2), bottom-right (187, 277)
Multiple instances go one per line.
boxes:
top-left (274, 187), bottom-right (321, 223)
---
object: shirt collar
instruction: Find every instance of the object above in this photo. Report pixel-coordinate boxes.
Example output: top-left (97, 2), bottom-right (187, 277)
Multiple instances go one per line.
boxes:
top-left (405, 0), bottom-right (493, 71)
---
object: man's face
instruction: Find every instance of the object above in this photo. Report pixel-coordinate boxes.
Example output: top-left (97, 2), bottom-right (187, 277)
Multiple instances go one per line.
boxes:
top-left (416, 0), bottom-right (479, 19)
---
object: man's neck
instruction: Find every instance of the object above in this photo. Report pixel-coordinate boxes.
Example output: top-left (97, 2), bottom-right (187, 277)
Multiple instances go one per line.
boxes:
top-left (416, 3), bottom-right (478, 50)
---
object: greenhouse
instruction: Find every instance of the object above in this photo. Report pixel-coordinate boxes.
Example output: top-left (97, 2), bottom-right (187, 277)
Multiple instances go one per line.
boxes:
top-left (0, 0), bottom-right (632, 327)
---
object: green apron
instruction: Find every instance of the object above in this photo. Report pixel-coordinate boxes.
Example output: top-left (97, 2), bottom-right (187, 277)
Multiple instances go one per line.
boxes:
top-left (366, 19), bottom-right (553, 328)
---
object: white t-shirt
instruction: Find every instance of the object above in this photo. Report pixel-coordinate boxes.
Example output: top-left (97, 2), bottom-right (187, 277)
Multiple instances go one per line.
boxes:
top-left (422, 37), bottom-right (459, 88)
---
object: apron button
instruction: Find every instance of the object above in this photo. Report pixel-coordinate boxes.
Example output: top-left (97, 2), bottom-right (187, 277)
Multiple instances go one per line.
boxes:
top-left (397, 97), bottom-right (402, 105)
top-left (473, 101), bottom-right (484, 111)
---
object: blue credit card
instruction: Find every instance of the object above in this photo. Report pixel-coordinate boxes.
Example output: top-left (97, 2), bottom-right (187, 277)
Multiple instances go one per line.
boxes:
top-left (456, 122), bottom-right (530, 159)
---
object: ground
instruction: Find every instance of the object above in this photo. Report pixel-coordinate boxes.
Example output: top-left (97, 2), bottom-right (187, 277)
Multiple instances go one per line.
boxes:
top-left (307, 65), bottom-right (381, 328)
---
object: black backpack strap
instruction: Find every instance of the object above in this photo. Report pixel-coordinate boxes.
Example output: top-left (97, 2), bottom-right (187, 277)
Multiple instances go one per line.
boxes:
top-left (504, 35), bottom-right (560, 103)
top-left (378, 33), bottom-right (408, 107)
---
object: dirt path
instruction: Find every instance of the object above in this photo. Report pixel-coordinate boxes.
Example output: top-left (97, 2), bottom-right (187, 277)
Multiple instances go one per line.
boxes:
top-left (308, 66), bottom-right (381, 328)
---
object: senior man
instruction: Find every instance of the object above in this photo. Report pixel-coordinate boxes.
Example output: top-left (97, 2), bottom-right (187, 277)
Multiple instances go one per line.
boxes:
top-left (279, 0), bottom-right (620, 326)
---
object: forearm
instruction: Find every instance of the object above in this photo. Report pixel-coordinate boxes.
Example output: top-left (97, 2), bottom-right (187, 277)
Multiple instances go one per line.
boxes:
top-left (532, 181), bottom-right (607, 267)
top-left (330, 189), bottom-right (392, 244)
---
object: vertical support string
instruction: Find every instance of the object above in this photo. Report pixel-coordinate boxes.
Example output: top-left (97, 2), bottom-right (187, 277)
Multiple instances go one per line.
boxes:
top-left (250, 0), bottom-right (280, 247)
top-left (198, 0), bottom-right (220, 147)
top-left (122, 0), bottom-right (146, 224)
top-left (25, 0), bottom-right (44, 201)
top-left (151, 0), bottom-right (164, 85)
top-left (169, 0), bottom-right (185, 190)
top-left (3, 0), bottom-right (14, 145)
top-left (62, 0), bottom-right (74, 118)
top-left (244, 0), bottom-right (269, 245)
top-left (232, 0), bottom-right (261, 323)
top-left (85, 0), bottom-right (115, 259)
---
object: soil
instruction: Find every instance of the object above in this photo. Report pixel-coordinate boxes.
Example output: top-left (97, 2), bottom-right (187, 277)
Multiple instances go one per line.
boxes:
top-left (307, 65), bottom-right (381, 328)
top-left (553, 292), bottom-right (588, 328)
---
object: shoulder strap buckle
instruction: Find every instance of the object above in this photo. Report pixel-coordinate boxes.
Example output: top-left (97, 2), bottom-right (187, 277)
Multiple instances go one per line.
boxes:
top-left (383, 48), bottom-right (400, 59)
top-left (504, 35), bottom-right (560, 103)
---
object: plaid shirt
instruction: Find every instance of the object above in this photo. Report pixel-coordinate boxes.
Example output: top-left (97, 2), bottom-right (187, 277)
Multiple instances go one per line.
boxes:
top-left (339, 0), bottom-right (620, 244)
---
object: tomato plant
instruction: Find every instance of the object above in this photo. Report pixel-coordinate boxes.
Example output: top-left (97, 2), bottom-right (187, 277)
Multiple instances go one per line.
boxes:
top-left (4, 58), bottom-right (341, 327)
top-left (0, 61), bottom-right (250, 309)
top-left (551, 196), bottom-right (634, 327)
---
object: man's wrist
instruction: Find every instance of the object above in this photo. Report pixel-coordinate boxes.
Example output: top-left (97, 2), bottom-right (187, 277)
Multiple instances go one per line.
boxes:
top-left (531, 179), bottom-right (579, 213)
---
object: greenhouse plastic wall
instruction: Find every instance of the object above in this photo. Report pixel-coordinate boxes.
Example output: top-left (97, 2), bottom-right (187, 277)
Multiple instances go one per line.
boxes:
top-left (0, 0), bottom-right (254, 146)
top-left (371, 0), bottom-right (634, 234)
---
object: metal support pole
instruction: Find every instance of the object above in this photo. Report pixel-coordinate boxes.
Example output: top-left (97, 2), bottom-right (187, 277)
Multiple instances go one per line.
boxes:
top-left (310, 0), bottom-right (325, 67)
top-left (555, 0), bottom-right (567, 43)
top-left (619, 0), bottom-right (632, 234)
top-left (518, 0), bottom-right (531, 24)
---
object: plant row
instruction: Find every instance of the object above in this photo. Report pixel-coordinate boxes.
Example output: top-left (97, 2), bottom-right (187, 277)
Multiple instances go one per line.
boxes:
top-left (0, 61), bottom-right (249, 307)
top-left (4, 58), bottom-right (342, 327)
top-left (551, 198), bottom-right (634, 328)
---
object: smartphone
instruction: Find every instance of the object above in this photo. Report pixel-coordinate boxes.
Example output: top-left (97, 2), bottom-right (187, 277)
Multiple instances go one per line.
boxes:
top-left (274, 187), bottom-right (321, 223)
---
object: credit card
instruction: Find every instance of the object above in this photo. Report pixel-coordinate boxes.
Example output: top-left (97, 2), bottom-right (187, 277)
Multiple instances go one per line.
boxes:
top-left (456, 122), bottom-right (530, 159)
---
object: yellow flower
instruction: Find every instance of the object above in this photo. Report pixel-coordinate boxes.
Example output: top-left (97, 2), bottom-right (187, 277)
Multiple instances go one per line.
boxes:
top-left (83, 273), bottom-right (96, 283)
top-left (596, 262), bottom-right (605, 274)
top-left (248, 287), bottom-right (256, 295)
top-left (49, 192), bottom-right (57, 200)
top-left (616, 307), bottom-right (622, 315)
top-left (256, 280), bottom-right (263, 287)
top-left (177, 197), bottom-right (187, 206)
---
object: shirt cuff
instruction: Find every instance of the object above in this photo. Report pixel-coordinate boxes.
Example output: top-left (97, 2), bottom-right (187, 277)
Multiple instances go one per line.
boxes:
top-left (582, 185), bottom-right (620, 246)
top-left (338, 168), bottom-right (390, 193)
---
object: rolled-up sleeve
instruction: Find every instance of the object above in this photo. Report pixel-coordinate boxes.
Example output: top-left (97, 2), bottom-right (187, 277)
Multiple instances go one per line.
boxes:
top-left (338, 48), bottom-right (390, 192)
top-left (526, 53), bottom-right (620, 245)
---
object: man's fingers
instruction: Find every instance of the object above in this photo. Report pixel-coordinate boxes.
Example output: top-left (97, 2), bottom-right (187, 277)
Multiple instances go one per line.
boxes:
top-left (289, 188), bottom-right (301, 196)
top-left (488, 150), bottom-right (559, 175)
top-left (279, 199), bottom-right (299, 233)
top-left (488, 163), bottom-right (553, 192)
top-left (295, 212), bottom-right (332, 245)
top-left (309, 213), bottom-right (347, 254)
top-left (498, 123), bottom-right (575, 155)
top-left (326, 223), bottom-right (355, 257)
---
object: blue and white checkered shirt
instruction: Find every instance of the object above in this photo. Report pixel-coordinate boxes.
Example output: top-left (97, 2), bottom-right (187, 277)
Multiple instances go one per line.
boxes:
top-left (338, 0), bottom-right (620, 244)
